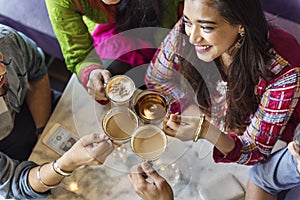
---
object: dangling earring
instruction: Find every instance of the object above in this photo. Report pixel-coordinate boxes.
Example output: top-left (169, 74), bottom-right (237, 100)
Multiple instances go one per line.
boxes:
top-left (234, 30), bottom-right (245, 49)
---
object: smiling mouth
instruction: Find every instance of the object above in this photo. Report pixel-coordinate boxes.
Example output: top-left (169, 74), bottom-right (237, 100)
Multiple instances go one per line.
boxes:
top-left (195, 45), bottom-right (212, 53)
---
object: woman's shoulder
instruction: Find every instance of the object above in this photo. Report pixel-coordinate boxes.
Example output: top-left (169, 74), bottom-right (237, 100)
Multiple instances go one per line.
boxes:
top-left (256, 60), bottom-right (299, 96)
top-left (159, 19), bottom-right (184, 56)
top-left (269, 27), bottom-right (300, 67)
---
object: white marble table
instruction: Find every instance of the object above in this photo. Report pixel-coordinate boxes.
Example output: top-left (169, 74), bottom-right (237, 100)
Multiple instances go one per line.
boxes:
top-left (29, 74), bottom-right (251, 200)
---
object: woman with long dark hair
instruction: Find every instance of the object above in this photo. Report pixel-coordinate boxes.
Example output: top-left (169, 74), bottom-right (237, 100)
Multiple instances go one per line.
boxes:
top-left (146, 0), bottom-right (300, 165)
top-left (128, 0), bottom-right (300, 199)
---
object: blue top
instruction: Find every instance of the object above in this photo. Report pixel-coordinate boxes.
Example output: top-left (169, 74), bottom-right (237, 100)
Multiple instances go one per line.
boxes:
top-left (249, 147), bottom-right (300, 195)
top-left (0, 152), bottom-right (49, 199)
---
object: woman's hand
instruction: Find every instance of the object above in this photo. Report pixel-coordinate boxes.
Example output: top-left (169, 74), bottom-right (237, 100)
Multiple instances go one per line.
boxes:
top-left (128, 162), bottom-right (174, 200)
top-left (163, 104), bottom-right (210, 141)
top-left (57, 133), bottom-right (114, 172)
top-left (163, 113), bottom-right (199, 141)
top-left (86, 69), bottom-right (111, 101)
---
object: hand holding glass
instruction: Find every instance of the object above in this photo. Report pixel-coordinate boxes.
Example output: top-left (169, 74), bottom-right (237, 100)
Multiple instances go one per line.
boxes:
top-left (105, 75), bottom-right (135, 107)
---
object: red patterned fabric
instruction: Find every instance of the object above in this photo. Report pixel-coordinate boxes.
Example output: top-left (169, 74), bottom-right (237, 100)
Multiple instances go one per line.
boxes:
top-left (146, 20), bottom-right (300, 165)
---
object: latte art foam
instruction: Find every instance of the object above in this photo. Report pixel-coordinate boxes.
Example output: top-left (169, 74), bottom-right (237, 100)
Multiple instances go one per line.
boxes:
top-left (106, 76), bottom-right (135, 103)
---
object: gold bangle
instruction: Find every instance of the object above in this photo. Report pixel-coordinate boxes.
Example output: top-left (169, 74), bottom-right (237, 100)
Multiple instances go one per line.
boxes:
top-left (193, 114), bottom-right (205, 142)
top-left (52, 160), bottom-right (72, 177)
top-left (37, 162), bottom-right (61, 189)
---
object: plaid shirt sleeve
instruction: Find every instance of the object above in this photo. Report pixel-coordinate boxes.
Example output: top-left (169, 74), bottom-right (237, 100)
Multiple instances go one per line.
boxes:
top-left (214, 64), bottom-right (300, 165)
top-left (145, 20), bottom-right (190, 113)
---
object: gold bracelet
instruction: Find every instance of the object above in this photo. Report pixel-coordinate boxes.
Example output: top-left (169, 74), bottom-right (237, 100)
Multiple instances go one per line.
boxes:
top-left (193, 114), bottom-right (206, 142)
top-left (37, 162), bottom-right (61, 189)
top-left (52, 160), bottom-right (72, 177)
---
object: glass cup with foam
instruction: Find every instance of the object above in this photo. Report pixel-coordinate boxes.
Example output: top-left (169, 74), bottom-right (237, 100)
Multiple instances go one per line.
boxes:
top-left (105, 75), bottom-right (136, 107)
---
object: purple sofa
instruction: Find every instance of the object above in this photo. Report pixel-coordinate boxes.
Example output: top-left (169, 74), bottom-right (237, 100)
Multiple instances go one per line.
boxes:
top-left (0, 0), bottom-right (298, 61)
top-left (0, 0), bottom-right (63, 60)
top-left (261, 0), bottom-right (300, 43)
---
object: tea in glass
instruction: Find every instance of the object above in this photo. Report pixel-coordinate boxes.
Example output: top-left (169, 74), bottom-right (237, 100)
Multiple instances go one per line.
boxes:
top-left (131, 125), bottom-right (167, 161)
top-left (133, 90), bottom-right (169, 124)
top-left (102, 107), bottom-right (138, 144)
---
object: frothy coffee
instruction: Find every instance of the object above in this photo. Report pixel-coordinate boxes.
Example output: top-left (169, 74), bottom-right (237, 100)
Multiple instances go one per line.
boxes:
top-left (105, 75), bottom-right (135, 103)
top-left (131, 125), bottom-right (167, 160)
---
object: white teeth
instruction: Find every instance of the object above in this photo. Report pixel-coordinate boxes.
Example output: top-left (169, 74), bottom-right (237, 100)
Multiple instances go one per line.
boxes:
top-left (0, 75), bottom-right (3, 81)
top-left (199, 45), bottom-right (210, 50)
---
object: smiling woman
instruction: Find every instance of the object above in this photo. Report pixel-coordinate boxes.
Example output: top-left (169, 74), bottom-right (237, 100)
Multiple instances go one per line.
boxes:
top-left (182, 0), bottom-right (242, 65)
top-left (137, 0), bottom-right (300, 198)
top-left (146, 0), bottom-right (300, 165)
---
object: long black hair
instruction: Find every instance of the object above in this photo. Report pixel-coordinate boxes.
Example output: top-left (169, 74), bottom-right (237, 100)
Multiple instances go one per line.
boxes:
top-left (115, 0), bottom-right (162, 32)
top-left (179, 0), bottom-right (274, 132)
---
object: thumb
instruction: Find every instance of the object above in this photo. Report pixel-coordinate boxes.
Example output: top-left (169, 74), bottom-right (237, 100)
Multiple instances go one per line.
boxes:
top-left (80, 134), bottom-right (106, 147)
top-left (142, 162), bottom-right (165, 183)
top-left (178, 115), bottom-right (197, 124)
top-left (101, 70), bottom-right (112, 83)
top-left (170, 114), bottom-right (181, 123)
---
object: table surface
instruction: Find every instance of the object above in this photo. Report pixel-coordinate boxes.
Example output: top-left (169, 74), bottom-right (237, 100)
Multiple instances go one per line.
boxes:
top-left (29, 74), bottom-right (251, 200)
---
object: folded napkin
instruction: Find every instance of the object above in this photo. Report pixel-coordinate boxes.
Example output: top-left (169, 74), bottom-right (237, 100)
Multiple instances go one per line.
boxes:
top-left (199, 173), bottom-right (245, 200)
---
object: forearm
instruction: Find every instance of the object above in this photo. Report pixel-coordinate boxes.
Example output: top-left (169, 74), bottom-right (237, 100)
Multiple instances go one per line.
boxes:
top-left (78, 64), bottom-right (104, 87)
top-left (26, 74), bottom-right (51, 129)
top-left (28, 162), bottom-right (64, 193)
top-left (28, 153), bottom-right (78, 193)
top-left (45, 0), bottom-right (103, 74)
top-left (202, 120), bottom-right (235, 156)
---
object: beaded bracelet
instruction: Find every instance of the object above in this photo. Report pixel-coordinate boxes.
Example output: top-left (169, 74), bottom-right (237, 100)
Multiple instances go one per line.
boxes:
top-left (52, 160), bottom-right (72, 177)
top-left (37, 162), bottom-right (60, 189)
top-left (193, 114), bottom-right (206, 142)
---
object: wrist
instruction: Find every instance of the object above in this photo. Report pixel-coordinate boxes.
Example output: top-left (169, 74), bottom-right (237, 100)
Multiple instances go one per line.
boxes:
top-left (56, 156), bottom-right (76, 173)
top-left (199, 119), bottom-right (209, 139)
top-left (193, 115), bottom-right (208, 142)
top-left (79, 65), bottom-right (103, 89)
top-left (52, 160), bottom-right (72, 177)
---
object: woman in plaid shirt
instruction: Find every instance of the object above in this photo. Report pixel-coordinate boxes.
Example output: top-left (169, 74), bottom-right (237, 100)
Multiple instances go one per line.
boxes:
top-left (129, 0), bottom-right (300, 199)
top-left (145, 0), bottom-right (300, 166)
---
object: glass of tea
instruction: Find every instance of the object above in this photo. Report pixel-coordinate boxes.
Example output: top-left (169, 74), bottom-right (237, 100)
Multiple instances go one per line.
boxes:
top-left (105, 75), bottom-right (136, 107)
top-left (102, 107), bottom-right (139, 145)
top-left (130, 125), bottom-right (167, 161)
top-left (131, 89), bottom-right (170, 124)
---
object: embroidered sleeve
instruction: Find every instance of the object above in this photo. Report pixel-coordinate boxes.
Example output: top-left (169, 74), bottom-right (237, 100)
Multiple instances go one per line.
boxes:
top-left (145, 20), bottom-right (190, 113)
top-left (214, 67), bottom-right (300, 165)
